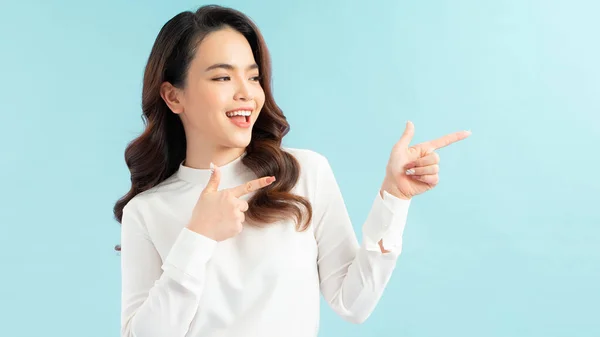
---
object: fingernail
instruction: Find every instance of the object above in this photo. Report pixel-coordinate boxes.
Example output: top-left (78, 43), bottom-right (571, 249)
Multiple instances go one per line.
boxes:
top-left (266, 176), bottom-right (276, 184)
top-left (405, 169), bottom-right (415, 175)
top-left (210, 162), bottom-right (215, 173)
top-left (405, 162), bottom-right (415, 168)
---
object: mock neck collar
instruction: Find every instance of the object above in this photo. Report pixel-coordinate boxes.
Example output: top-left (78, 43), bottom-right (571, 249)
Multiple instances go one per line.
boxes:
top-left (176, 151), bottom-right (247, 184)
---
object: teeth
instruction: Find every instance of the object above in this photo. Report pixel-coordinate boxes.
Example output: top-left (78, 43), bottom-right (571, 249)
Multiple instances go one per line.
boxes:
top-left (226, 110), bottom-right (252, 117)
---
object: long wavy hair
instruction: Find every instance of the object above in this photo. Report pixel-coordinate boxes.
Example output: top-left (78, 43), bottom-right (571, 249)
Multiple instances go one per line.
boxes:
top-left (113, 5), bottom-right (312, 251)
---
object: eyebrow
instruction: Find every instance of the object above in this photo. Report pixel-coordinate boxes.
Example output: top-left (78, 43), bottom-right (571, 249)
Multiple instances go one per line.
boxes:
top-left (204, 63), bottom-right (259, 72)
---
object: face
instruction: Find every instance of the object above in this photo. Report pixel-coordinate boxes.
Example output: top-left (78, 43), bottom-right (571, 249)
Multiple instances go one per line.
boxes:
top-left (162, 26), bottom-right (265, 151)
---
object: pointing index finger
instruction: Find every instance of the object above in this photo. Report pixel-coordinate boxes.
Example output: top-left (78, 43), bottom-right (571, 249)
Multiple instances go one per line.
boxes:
top-left (421, 130), bottom-right (471, 152)
top-left (229, 176), bottom-right (276, 198)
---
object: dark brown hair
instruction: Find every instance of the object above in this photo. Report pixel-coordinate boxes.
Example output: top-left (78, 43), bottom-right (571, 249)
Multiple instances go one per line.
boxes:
top-left (113, 5), bottom-right (312, 251)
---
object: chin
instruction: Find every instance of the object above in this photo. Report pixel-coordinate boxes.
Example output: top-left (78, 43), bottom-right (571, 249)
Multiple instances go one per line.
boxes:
top-left (227, 132), bottom-right (253, 148)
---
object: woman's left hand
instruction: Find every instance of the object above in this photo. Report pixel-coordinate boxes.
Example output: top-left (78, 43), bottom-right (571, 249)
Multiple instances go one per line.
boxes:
top-left (381, 121), bottom-right (471, 200)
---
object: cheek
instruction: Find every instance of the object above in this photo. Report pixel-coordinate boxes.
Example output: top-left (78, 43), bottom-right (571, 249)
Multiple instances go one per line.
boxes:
top-left (255, 87), bottom-right (266, 108)
top-left (190, 84), bottom-right (228, 110)
top-left (184, 85), bottom-right (229, 123)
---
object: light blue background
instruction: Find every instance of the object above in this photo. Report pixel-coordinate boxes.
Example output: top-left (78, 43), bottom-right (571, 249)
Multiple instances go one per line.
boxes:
top-left (1, 0), bottom-right (598, 336)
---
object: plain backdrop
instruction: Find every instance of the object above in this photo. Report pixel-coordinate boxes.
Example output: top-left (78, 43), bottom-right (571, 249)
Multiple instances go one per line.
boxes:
top-left (1, 0), bottom-right (599, 336)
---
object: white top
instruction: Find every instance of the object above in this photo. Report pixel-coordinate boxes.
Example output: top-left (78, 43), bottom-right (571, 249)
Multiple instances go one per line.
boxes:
top-left (120, 147), bottom-right (411, 337)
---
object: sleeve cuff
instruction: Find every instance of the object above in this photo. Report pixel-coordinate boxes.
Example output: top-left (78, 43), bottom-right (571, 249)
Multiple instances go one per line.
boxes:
top-left (163, 227), bottom-right (217, 284)
top-left (362, 190), bottom-right (411, 252)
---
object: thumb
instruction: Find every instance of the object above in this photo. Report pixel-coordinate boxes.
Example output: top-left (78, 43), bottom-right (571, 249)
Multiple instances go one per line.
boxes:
top-left (398, 121), bottom-right (415, 148)
top-left (203, 162), bottom-right (221, 193)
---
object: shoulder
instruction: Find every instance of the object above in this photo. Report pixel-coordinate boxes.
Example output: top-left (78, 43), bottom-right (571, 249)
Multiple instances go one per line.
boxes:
top-left (282, 147), bottom-right (341, 213)
top-left (282, 146), bottom-right (335, 187)
top-left (283, 146), bottom-right (329, 168)
top-left (121, 173), bottom-right (187, 219)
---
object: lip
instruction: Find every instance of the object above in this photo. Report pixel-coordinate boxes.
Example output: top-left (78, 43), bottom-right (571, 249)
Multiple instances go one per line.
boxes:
top-left (225, 107), bottom-right (253, 128)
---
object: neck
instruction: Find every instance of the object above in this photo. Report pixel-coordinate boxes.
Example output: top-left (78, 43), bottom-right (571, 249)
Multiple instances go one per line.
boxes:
top-left (183, 137), bottom-right (246, 170)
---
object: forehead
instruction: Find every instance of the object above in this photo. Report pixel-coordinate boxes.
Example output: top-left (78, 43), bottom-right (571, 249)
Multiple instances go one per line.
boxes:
top-left (192, 27), bottom-right (256, 67)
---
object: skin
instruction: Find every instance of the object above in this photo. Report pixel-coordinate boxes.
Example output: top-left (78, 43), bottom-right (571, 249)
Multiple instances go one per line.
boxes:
top-left (380, 121), bottom-right (472, 202)
top-left (160, 26), bottom-right (265, 170)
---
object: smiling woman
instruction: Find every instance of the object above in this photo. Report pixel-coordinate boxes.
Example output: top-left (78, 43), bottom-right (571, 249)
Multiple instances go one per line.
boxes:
top-left (113, 4), bottom-right (468, 337)
top-left (113, 6), bottom-right (309, 238)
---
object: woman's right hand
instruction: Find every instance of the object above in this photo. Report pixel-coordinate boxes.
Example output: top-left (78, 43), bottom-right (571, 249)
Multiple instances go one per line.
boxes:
top-left (186, 163), bottom-right (276, 242)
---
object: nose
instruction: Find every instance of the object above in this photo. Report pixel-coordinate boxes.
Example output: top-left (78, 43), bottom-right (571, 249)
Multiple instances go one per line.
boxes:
top-left (234, 81), bottom-right (253, 101)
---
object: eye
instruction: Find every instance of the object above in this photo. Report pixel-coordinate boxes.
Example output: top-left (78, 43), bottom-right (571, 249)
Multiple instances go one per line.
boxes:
top-left (212, 76), bottom-right (230, 81)
top-left (251, 75), bottom-right (262, 82)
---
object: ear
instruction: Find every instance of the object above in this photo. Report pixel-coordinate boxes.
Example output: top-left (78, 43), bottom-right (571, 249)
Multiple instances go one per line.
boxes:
top-left (159, 82), bottom-right (184, 114)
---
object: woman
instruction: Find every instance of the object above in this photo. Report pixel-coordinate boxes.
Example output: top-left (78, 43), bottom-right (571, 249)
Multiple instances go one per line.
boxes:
top-left (114, 4), bottom-right (470, 337)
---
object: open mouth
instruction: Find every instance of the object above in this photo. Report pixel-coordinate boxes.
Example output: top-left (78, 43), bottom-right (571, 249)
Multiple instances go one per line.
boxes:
top-left (226, 109), bottom-right (252, 126)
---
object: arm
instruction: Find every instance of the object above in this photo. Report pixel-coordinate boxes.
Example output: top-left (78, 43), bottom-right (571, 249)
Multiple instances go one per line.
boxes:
top-left (120, 202), bottom-right (216, 337)
top-left (378, 176), bottom-right (412, 253)
top-left (313, 156), bottom-right (411, 324)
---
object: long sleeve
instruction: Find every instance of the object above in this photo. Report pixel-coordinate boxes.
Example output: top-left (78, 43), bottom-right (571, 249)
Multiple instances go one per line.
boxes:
top-left (313, 156), bottom-right (411, 324)
top-left (120, 201), bottom-right (217, 337)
